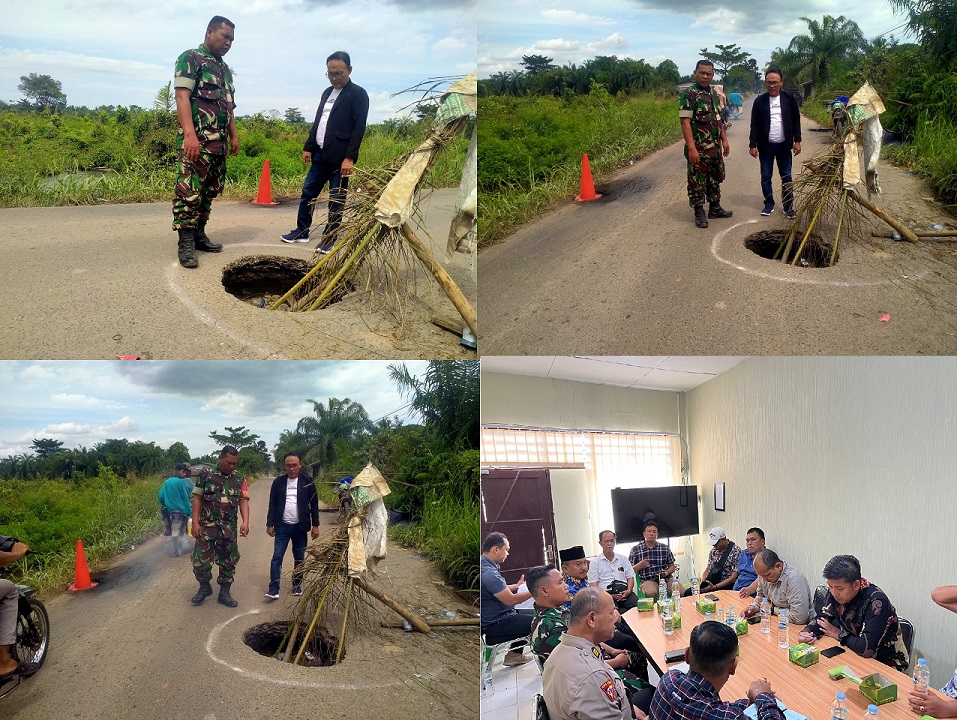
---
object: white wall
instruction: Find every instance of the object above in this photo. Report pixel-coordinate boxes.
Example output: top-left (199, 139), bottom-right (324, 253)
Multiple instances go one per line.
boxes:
top-left (686, 356), bottom-right (957, 685)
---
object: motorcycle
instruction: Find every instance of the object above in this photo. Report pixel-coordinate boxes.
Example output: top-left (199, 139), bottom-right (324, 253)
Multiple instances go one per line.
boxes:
top-left (0, 581), bottom-right (50, 699)
top-left (831, 100), bottom-right (849, 140)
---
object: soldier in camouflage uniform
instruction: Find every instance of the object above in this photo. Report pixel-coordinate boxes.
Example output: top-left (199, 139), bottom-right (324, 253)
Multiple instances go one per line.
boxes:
top-left (190, 445), bottom-right (250, 607)
top-left (679, 60), bottom-right (733, 229)
top-left (172, 16), bottom-right (238, 268)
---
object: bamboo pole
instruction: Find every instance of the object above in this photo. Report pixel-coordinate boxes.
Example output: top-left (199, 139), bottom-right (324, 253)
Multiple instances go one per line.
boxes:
top-left (304, 226), bottom-right (382, 311)
top-left (399, 222), bottom-right (476, 337)
top-left (336, 578), bottom-right (354, 664)
top-left (871, 230), bottom-right (957, 238)
top-left (847, 190), bottom-right (919, 243)
top-left (288, 544), bottom-right (346, 664)
top-left (354, 576), bottom-right (431, 633)
top-left (268, 249), bottom-right (339, 310)
top-left (790, 193), bottom-right (829, 265)
top-left (830, 190), bottom-right (848, 267)
top-left (381, 618), bottom-right (480, 628)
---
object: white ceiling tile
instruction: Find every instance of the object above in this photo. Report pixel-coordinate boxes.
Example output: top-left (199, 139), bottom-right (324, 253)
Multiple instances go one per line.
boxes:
top-left (480, 356), bottom-right (556, 376)
top-left (657, 356), bottom-right (749, 374)
top-left (549, 357), bottom-right (651, 386)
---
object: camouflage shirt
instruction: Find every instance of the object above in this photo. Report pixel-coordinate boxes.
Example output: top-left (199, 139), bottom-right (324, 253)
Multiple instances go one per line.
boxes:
top-left (192, 470), bottom-right (248, 528)
top-left (173, 45), bottom-right (235, 154)
top-left (531, 604), bottom-right (570, 660)
top-left (679, 83), bottom-right (723, 157)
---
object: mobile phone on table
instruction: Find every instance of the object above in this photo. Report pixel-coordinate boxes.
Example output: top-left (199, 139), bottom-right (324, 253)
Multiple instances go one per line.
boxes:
top-left (706, 594), bottom-right (719, 601)
top-left (747, 616), bottom-right (761, 624)
top-left (664, 648), bottom-right (686, 663)
top-left (821, 646), bottom-right (846, 658)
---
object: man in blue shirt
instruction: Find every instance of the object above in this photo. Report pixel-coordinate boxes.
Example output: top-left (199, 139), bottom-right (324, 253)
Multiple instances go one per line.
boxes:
top-left (560, 545), bottom-right (591, 602)
top-left (159, 463), bottom-right (194, 536)
top-left (734, 527), bottom-right (765, 596)
top-left (481, 532), bottom-right (534, 666)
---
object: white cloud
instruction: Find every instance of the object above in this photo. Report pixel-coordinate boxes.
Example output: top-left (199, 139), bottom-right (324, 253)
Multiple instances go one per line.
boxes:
top-left (20, 364), bottom-right (57, 382)
top-left (100, 417), bottom-right (138, 433)
top-left (540, 9), bottom-right (611, 25)
top-left (199, 392), bottom-right (254, 415)
top-left (51, 393), bottom-right (124, 409)
top-left (593, 33), bottom-right (628, 51)
top-left (43, 422), bottom-right (90, 435)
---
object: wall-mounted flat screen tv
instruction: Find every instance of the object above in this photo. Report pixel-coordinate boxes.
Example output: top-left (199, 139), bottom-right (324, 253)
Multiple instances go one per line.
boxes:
top-left (610, 486), bottom-right (699, 543)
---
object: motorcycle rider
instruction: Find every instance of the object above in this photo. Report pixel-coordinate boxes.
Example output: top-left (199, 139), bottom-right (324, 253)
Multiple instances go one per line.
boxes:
top-left (0, 539), bottom-right (33, 681)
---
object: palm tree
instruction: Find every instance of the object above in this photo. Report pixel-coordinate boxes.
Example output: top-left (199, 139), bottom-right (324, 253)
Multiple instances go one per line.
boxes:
top-left (388, 361), bottom-right (479, 451)
top-left (295, 397), bottom-right (372, 473)
top-left (787, 15), bottom-right (867, 86)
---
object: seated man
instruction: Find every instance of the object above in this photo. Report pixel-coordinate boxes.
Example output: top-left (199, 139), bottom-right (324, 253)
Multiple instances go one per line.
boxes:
top-left (588, 530), bottom-right (638, 612)
top-left (909, 585), bottom-right (957, 718)
top-left (543, 587), bottom-right (651, 720)
top-left (685, 527), bottom-right (739, 595)
top-left (650, 621), bottom-right (784, 720)
top-left (0, 538), bottom-right (32, 681)
top-left (480, 532), bottom-right (533, 667)
top-left (629, 520), bottom-right (683, 599)
top-left (798, 554), bottom-right (908, 672)
top-left (529, 565), bottom-right (636, 673)
top-left (560, 545), bottom-right (591, 603)
top-left (740, 548), bottom-right (811, 624)
top-left (734, 527), bottom-right (765, 596)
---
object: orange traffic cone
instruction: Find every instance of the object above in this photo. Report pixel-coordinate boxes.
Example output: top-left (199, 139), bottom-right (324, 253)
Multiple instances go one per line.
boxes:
top-left (68, 540), bottom-right (98, 592)
top-left (251, 159), bottom-right (278, 205)
top-left (574, 153), bottom-right (602, 202)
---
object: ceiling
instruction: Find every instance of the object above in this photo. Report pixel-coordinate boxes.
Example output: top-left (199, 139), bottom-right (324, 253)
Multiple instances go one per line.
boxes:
top-left (480, 356), bottom-right (749, 392)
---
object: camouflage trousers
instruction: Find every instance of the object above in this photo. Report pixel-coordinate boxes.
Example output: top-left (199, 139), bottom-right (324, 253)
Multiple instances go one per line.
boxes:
top-left (192, 523), bottom-right (240, 585)
top-left (685, 150), bottom-right (725, 207)
top-left (172, 150), bottom-right (226, 230)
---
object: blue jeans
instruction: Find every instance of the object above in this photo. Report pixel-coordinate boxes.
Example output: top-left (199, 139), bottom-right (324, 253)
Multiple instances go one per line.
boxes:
top-left (268, 522), bottom-right (307, 593)
top-left (759, 142), bottom-right (794, 211)
top-left (295, 147), bottom-right (348, 246)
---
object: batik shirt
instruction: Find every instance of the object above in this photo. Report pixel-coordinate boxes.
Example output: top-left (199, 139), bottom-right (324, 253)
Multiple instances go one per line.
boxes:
top-left (565, 575), bottom-right (590, 604)
top-left (650, 669), bottom-right (784, 720)
top-left (173, 45), bottom-right (235, 154)
top-left (705, 542), bottom-right (741, 586)
top-left (678, 84), bottom-right (723, 157)
top-left (805, 579), bottom-right (909, 672)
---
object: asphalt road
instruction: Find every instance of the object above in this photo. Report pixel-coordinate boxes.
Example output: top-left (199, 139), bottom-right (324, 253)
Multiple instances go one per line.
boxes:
top-left (3, 478), bottom-right (477, 720)
top-left (0, 189), bottom-right (476, 359)
top-left (480, 99), bottom-right (957, 355)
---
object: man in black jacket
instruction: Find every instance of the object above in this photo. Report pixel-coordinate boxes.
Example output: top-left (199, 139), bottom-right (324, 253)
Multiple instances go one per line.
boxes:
top-left (265, 451), bottom-right (320, 599)
top-left (748, 68), bottom-right (802, 219)
top-left (281, 51), bottom-right (370, 252)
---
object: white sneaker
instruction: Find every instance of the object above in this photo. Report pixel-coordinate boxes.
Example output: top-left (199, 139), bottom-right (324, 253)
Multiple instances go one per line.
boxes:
top-left (264, 591), bottom-right (279, 600)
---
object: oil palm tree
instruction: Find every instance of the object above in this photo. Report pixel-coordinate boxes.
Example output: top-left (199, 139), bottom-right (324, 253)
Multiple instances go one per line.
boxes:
top-left (788, 15), bottom-right (867, 86)
top-left (295, 397), bottom-right (372, 473)
top-left (388, 360), bottom-right (479, 451)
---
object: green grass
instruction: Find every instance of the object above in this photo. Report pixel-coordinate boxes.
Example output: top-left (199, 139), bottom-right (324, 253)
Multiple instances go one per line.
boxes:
top-left (882, 115), bottom-right (957, 204)
top-left (389, 492), bottom-right (478, 594)
top-left (478, 89), bottom-right (684, 247)
top-left (0, 110), bottom-right (468, 207)
top-left (0, 466), bottom-right (164, 593)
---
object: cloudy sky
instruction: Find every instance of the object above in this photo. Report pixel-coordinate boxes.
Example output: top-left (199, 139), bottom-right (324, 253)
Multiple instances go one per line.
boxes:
top-left (479, 0), bottom-right (914, 79)
top-left (0, 360), bottom-right (431, 460)
top-left (3, 0), bottom-right (476, 124)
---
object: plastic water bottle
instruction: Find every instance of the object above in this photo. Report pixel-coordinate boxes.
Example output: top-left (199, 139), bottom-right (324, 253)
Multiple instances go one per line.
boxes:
top-left (727, 605), bottom-right (737, 626)
top-left (671, 583), bottom-right (681, 616)
top-left (482, 666), bottom-right (495, 700)
top-left (663, 601), bottom-right (674, 635)
top-left (761, 598), bottom-right (771, 634)
top-left (831, 692), bottom-right (848, 720)
top-left (865, 704), bottom-right (878, 720)
top-left (718, 607), bottom-right (725, 625)
top-left (659, 577), bottom-right (668, 607)
top-left (691, 577), bottom-right (700, 602)
top-left (777, 608), bottom-right (789, 648)
top-left (915, 657), bottom-right (930, 692)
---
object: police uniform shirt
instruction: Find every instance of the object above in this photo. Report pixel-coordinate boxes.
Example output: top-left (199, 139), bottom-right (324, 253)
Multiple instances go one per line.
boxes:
top-left (542, 633), bottom-right (631, 720)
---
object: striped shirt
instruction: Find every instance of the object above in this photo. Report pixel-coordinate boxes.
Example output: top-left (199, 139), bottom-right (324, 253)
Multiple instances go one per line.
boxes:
top-left (650, 669), bottom-right (783, 720)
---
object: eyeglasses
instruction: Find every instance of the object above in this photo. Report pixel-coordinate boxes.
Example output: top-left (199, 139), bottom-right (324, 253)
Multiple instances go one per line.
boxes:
top-left (326, 71), bottom-right (346, 79)
top-left (766, 81), bottom-right (781, 86)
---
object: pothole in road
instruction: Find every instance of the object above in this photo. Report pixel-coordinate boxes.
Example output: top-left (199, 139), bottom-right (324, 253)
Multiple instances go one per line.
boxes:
top-left (221, 255), bottom-right (354, 310)
top-left (745, 229), bottom-right (839, 268)
top-left (243, 621), bottom-right (342, 667)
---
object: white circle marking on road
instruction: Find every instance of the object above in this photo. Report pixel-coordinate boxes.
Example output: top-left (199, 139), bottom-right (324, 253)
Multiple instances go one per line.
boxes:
top-left (205, 609), bottom-right (406, 689)
top-left (710, 220), bottom-right (932, 286)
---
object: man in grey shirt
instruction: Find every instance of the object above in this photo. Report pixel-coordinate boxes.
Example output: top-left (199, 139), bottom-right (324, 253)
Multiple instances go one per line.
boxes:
top-left (740, 549), bottom-right (811, 624)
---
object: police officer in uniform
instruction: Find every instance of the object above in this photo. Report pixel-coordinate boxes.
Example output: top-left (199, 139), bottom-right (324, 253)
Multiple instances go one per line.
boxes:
top-left (543, 587), bottom-right (648, 720)
top-left (172, 16), bottom-right (239, 268)
top-left (679, 60), bottom-right (732, 229)
top-left (190, 445), bottom-right (250, 607)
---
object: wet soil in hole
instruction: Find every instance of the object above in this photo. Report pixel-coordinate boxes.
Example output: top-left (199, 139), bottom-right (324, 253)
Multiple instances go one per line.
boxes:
top-left (222, 255), bottom-right (355, 309)
top-left (243, 621), bottom-right (342, 666)
top-left (745, 229), bottom-right (839, 268)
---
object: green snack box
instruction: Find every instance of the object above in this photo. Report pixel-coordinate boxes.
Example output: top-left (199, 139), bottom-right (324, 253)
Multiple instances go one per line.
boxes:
top-left (636, 597), bottom-right (655, 612)
top-left (788, 643), bottom-right (820, 667)
top-left (695, 598), bottom-right (717, 615)
top-left (734, 618), bottom-right (749, 636)
top-left (859, 673), bottom-right (897, 705)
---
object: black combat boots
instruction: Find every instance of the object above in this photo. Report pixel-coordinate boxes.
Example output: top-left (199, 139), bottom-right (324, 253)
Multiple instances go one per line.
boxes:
top-left (177, 228), bottom-right (198, 268)
top-left (218, 583), bottom-right (238, 607)
top-left (708, 203), bottom-right (733, 219)
top-left (191, 581), bottom-right (213, 605)
top-left (194, 220), bottom-right (223, 252)
top-left (694, 205), bottom-right (708, 228)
